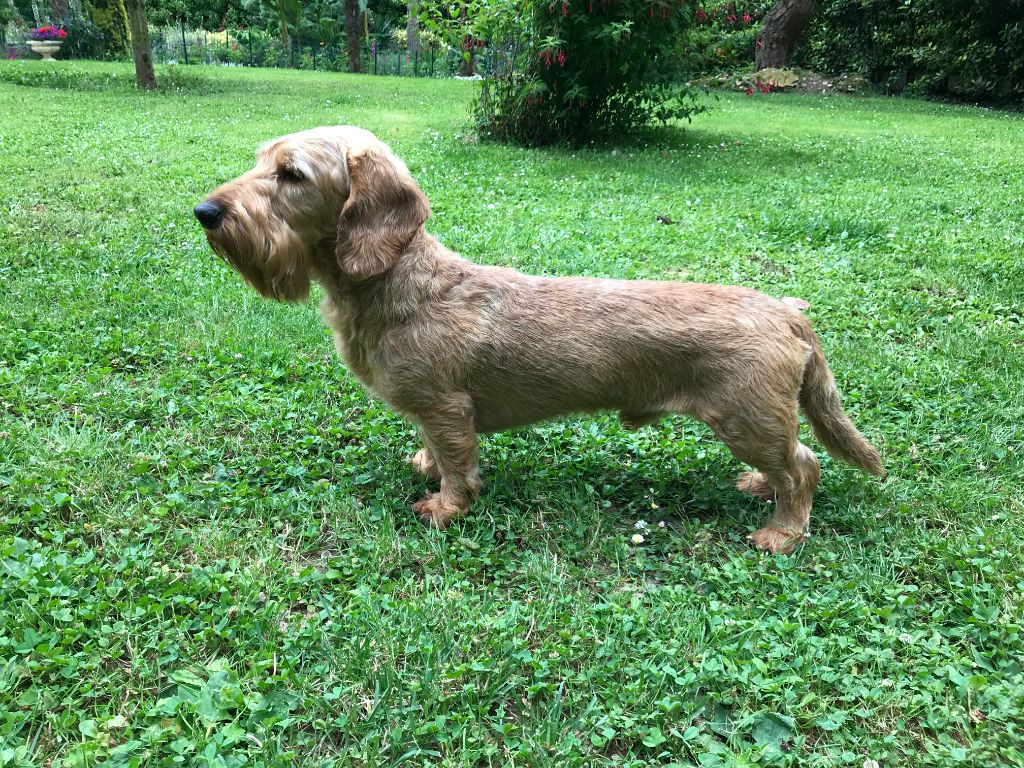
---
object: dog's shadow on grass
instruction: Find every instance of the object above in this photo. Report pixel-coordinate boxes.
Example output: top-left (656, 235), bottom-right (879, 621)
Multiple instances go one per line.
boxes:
top-left (468, 426), bottom-right (760, 538)
top-left (398, 423), bottom-right (886, 561)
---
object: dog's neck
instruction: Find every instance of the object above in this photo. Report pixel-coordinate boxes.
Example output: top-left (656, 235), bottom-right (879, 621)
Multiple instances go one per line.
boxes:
top-left (319, 229), bottom-right (466, 324)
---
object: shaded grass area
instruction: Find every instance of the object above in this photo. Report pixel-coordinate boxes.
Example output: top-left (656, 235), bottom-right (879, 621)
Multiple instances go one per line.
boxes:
top-left (2, 61), bottom-right (1023, 766)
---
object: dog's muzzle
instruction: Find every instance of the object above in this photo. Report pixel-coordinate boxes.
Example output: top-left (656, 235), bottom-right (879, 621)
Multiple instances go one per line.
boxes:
top-left (194, 199), bottom-right (224, 229)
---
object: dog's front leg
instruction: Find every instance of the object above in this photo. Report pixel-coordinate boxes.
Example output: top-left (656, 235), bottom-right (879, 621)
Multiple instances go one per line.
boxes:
top-left (411, 395), bottom-right (481, 529)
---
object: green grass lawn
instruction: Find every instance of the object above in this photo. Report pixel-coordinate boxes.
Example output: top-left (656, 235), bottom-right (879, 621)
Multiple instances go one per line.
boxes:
top-left (2, 61), bottom-right (1023, 767)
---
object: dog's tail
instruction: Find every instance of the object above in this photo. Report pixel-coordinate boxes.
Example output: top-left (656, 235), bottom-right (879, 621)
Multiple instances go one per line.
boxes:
top-left (794, 317), bottom-right (885, 477)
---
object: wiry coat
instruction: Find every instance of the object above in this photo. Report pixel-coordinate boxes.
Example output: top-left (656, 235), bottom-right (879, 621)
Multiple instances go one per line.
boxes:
top-left (198, 126), bottom-right (884, 554)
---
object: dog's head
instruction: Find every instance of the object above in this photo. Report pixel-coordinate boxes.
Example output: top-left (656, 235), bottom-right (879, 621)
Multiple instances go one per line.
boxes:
top-left (194, 126), bottom-right (431, 301)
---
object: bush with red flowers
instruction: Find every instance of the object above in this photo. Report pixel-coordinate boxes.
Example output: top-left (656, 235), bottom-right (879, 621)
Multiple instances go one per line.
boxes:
top-left (445, 0), bottom-right (709, 146)
top-left (30, 26), bottom-right (69, 41)
top-left (687, 2), bottom-right (770, 74)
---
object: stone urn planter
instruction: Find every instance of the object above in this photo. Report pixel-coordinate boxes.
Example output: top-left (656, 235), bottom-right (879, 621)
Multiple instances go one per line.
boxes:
top-left (28, 39), bottom-right (64, 60)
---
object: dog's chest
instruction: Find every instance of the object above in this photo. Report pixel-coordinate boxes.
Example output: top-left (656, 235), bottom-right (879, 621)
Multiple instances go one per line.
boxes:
top-left (320, 295), bottom-right (381, 388)
top-left (319, 290), bottom-right (395, 393)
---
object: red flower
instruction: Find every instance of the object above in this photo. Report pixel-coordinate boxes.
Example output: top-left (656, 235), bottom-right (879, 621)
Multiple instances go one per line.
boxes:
top-left (742, 12), bottom-right (751, 23)
top-left (745, 86), bottom-right (753, 96)
top-left (31, 25), bottom-right (67, 40)
top-left (696, 8), bottom-right (707, 22)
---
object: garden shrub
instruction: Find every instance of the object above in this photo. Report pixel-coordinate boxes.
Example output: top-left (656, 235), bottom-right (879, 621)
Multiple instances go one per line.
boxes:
top-left (452, 0), bottom-right (709, 146)
top-left (58, 13), bottom-right (110, 59)
top-left (795, 0), bottom-right (1024, 101)
top-left (687, 1), bottom-right (770, 74)
top-left (84, 0), bottom-right (131, 57)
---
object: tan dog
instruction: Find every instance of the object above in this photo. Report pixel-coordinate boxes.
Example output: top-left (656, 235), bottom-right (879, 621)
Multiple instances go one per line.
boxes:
top-left (195, 126), bottom-right (884, 554)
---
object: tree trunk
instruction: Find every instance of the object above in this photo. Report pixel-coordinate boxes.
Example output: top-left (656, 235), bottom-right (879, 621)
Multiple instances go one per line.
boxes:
top-left (457, 50), bottom-right (476, 77)
top-left (456, 3), bottom-right (475, 76)
top-left (406, 0), bottom-right (419, 54)
top-left (123, 0), bottom-right (156, 90)
top-left (343, 0), bottom-right (361, 72)
top-left (755, 0), bottom-right (816, 71)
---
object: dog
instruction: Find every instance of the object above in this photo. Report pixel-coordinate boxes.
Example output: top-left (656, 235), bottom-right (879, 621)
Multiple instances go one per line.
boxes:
top-left (194, 125), bottom-right (884, 554)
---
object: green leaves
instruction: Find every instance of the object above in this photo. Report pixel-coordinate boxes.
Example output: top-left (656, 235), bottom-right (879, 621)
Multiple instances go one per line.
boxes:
top-left (749, 712), bottom-right (796, 749)
top-left (641, 726), bottom-right (667, 747)
top-left (802, 0), bottom-right (1023, 102)
top-left (469, 0), bottom-right (708, 144)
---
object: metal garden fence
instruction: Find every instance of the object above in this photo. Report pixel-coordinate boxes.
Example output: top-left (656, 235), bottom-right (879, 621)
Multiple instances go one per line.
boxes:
top-left (3, 21), bottom-right (508, 80)
top-left (148, 26), bottom-right (487, 78)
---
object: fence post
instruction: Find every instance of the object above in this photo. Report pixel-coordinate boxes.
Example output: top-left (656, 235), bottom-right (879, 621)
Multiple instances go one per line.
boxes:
top-left (374, 45), bottom-right (378, 74)
top-left (291, 38), bottom-right (296, 68)
top-left (430, 47), bottom-right (434, 77)
top-left (248, 29), bottom-right (253, 66)
top-left (181, 24), bottom-right (188, 65)
top-left (397, 50), bottom-right (401, 76)
top-left (313, 43), bottom-right (317, 70)
top-left (414, 50), bottom-right (418, 76)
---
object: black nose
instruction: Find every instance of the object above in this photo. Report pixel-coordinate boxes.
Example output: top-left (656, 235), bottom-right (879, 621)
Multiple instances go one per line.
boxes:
top-left (194, 200), bottom-right (224, 228)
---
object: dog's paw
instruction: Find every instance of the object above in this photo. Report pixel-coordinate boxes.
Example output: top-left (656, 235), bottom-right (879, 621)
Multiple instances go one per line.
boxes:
top-left (409, 448), bottom-right (441, 480)
top-left (413, 493), bottom-right (460, 529)
top-left (736, 471), bottom-right (776, 501)
top-left (748, 524), bottom-right (804, 555)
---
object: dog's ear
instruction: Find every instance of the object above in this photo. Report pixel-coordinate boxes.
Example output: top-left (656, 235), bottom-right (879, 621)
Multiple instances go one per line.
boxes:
top-left (335, 145), bottom-right (431, 281)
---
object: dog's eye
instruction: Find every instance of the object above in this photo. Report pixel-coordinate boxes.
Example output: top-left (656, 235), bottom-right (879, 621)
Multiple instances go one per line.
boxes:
top-left (278, 166), bottom-right (305, 183)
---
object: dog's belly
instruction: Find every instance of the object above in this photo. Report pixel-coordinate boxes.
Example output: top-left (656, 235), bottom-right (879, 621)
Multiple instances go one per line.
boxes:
top-left (467, 352), bottom-right (701, 433)
top-left (472, 403), bottom-right (667, 433)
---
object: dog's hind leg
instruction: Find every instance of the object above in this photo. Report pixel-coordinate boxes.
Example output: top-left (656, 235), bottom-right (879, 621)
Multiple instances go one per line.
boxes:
top-left (736, 471), bottom-right (776, 500)
top-left (411, 395), bottom-right (481, 530)
top-left (703, 403), bottom-right (820, 554)
top-left (745, 442), bottom-right (820, 554)
top-left (410, 435), bottom-right (442, 481)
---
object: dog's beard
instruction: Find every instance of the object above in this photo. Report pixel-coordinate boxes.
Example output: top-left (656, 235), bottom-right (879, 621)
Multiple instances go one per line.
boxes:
top-left (206, 211), bottom-right (311, 303)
